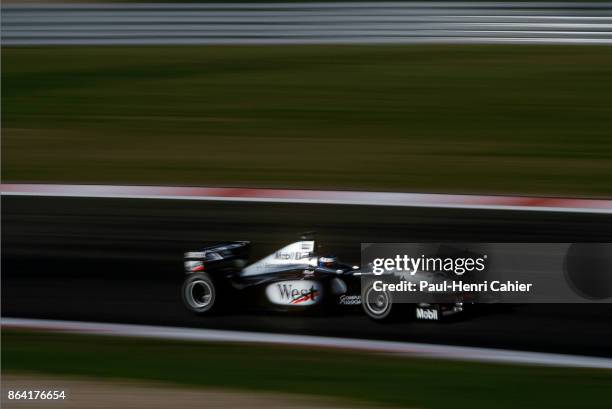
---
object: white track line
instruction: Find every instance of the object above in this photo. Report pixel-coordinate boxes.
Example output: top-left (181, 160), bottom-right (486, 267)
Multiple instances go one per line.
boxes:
top-left (2, 183), bottom-right (612, 214)
top-left (3, 318), bottom-right (612, 369)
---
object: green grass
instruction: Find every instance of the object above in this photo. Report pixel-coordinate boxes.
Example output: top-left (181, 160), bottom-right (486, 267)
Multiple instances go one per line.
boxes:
top-left (3, 330), bottom-right (612, 409)
top-left (3, 45), bottom-right (612, 196)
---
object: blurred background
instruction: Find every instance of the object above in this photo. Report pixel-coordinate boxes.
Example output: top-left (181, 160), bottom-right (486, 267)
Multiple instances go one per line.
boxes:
top-left (3, 1), bottom-right (612, 195)
top-left (2, 1), bottom-right (612, 408)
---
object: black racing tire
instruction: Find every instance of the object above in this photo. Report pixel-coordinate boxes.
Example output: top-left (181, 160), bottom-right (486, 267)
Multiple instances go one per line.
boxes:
top-left (181, 272), bottom-right (219, 315)
top-left (361, 281), bottom-right (404, 322)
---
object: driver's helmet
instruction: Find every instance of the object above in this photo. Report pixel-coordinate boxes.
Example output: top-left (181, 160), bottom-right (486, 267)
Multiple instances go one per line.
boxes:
top-left (318, 255), bottom-right (338, 268)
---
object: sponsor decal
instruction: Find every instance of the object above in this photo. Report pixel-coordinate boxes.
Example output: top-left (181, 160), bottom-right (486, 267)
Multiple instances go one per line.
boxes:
top-left (185, 260), bottom-right (204, 272)
top-left (266, 280), bottom-right (322, 306)
top-left (185, 252), bottom-right (206, 259)
top-left (338, 295), bottom-right (361, 305)
top-left (274, 241), bottom-right (314, 261)
top-left (275, 251), bottom-right (311, 261)
top-left (301, 241), bottom-right (315, 252)
top-left (416, 307), bottom-right (439, 320)
top-left (242, 241), bottom-right (317, 276)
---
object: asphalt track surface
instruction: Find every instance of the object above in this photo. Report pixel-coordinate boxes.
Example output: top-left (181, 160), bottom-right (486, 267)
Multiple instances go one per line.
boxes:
top-left (3, 196), bottom-right (612, 357)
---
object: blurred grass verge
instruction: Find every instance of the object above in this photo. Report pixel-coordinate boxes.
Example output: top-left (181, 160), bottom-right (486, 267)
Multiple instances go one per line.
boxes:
top-left (3, 45), bottom-right (612, 196)
top-left (3, 330), bottom-right (612, 409)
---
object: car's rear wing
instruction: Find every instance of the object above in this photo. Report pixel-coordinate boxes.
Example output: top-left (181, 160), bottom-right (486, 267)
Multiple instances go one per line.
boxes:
top-left (184, 241), bottom-right (251, 274)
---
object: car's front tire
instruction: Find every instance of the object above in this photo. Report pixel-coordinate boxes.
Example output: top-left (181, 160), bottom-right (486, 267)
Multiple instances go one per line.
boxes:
top-left (362, 282), bottom-right (399, 322)
top-left (182, 272), bottom-right (218, 314)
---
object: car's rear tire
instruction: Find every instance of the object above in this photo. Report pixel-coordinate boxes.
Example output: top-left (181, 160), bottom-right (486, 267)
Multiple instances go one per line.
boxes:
top-left (182, 272), bottom-right (218, 314)
top-left (361, 281), bottom-right (405, 322)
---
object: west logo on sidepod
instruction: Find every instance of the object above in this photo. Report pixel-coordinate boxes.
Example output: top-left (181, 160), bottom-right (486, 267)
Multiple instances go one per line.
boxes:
top-left (266, 281), bottom-right (322, 306)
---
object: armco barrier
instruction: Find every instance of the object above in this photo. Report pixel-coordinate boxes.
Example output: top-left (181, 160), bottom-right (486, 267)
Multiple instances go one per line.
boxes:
top-left (2, 2), bottom-right (612, 45)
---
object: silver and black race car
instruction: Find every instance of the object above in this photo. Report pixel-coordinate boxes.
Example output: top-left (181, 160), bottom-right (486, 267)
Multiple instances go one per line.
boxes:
top-left (181, 234), bottom-right (466, 322)
top-left (181, 234), bottom-right (363, 315)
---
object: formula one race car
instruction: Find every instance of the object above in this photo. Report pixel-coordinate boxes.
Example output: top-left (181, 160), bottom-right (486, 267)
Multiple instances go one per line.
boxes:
top-left (181, 234), bottom-right (466, 322)
top-left (181, 234), bottom-right (362, 315)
